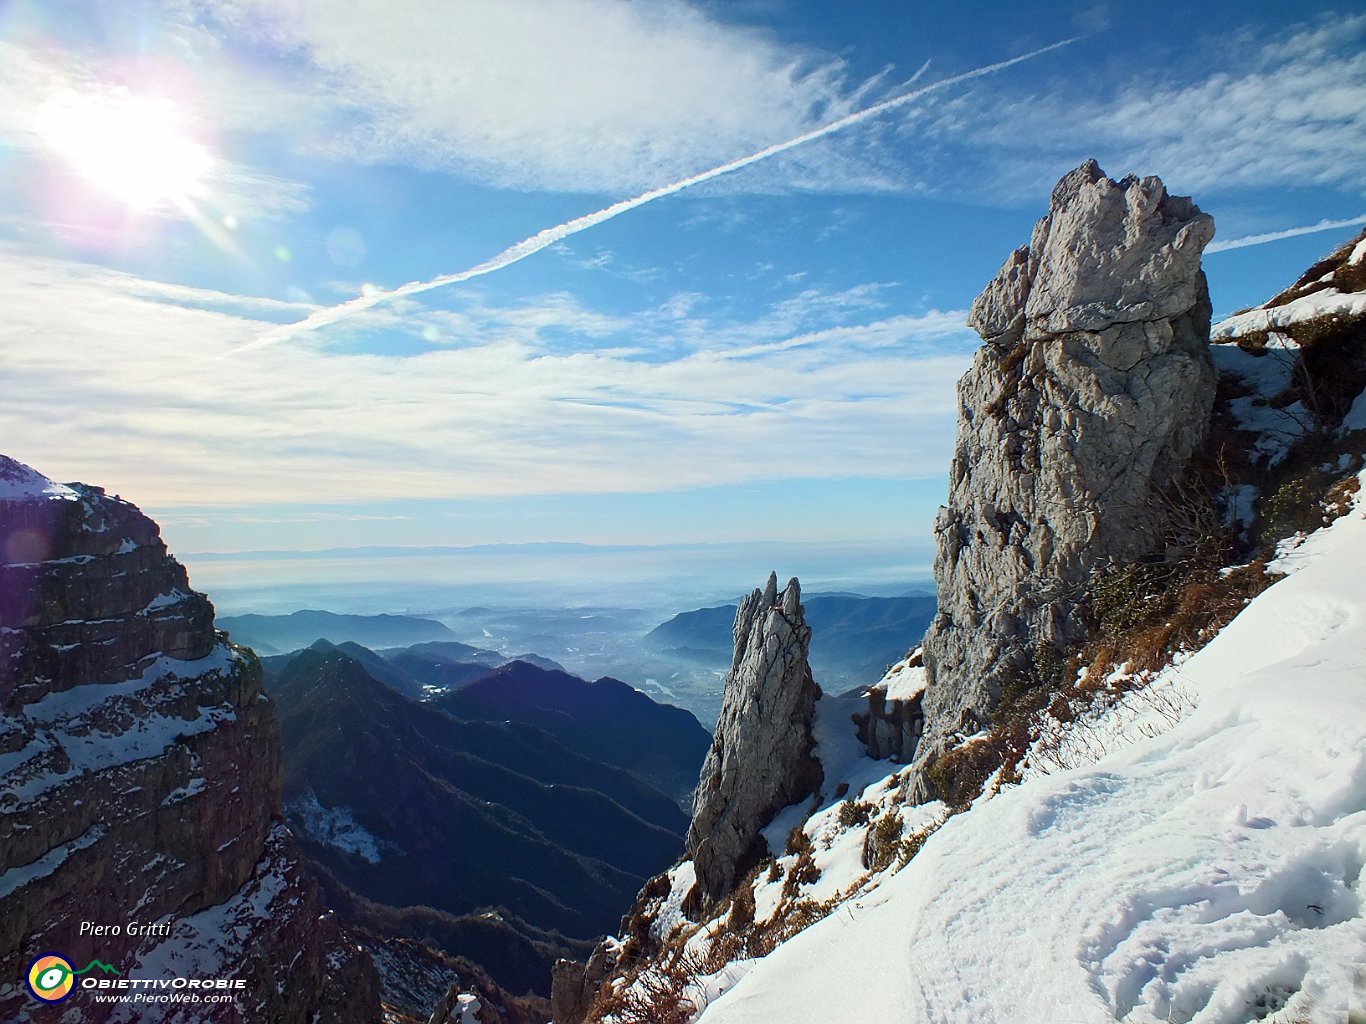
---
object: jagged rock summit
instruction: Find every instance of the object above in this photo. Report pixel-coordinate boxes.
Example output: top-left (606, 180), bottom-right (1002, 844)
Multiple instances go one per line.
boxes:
top-left (970, 159), bottom-right (1214, 343)
top-left (686, 572), bottom-right (823, 907)
top-left (0, 455), bottom-right (377, 1022)
top-left (915, 161), bottom-right (1217, 788)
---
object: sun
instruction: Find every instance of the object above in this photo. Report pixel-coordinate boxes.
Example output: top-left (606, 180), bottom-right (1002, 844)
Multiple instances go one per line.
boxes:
top-left (40, 90), bottom-right (214, 211)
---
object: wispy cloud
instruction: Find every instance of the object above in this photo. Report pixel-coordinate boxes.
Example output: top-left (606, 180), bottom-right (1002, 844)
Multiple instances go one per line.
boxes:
top-left (193, 0), bottom-right (891, 194)
top-left (0, 247), bottom-right (977, 508)
top-left (897, 13), bottom-right (1366, 203)
top-left (1206, 216), bottom-right (1366, 254)
top-left (238, 40), bottom-right (1074, 350)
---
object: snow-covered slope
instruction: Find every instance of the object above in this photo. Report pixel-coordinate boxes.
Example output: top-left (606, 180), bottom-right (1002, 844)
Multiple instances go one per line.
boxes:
top-left (700, 474), bottom-right (1366, 1024)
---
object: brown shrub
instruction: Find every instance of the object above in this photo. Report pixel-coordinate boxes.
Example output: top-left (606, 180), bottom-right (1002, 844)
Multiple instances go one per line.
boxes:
top-left (925, 718), bottom-right (1031, 811)
top-left (780, 842), bottom-right (821, 901)
top-left (862, 811), bottom-right (905, 871)
top-left (585, 942), bottom-right (704, 1024)
top-left (837, 798), bottom-right (874, 828)
top-left (1085, 560), bottom-right (1277, 680)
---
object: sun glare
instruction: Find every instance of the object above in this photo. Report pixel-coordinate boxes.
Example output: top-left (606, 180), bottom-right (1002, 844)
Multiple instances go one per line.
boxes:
top-left (40, 91), bottom-right (213, 211)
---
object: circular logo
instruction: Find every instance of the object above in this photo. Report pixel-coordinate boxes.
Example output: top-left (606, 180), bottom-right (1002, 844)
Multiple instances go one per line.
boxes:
top-left (26, 953), bottom-right (75, 1003)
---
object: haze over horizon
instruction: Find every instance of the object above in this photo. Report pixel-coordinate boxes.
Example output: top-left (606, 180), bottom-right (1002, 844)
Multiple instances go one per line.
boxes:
top-left (3, 0), bottom-right (1364, 591)
top-left (183, 537), bottom-right (935, 620)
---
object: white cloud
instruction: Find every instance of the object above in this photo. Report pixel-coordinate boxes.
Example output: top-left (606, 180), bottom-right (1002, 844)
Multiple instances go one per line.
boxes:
top-left (190, 0), bottom-right (892, 193)
top-left (0, 247), bottom-right (975, 508)
top-left (901, 13), bottom-right (1366, 202)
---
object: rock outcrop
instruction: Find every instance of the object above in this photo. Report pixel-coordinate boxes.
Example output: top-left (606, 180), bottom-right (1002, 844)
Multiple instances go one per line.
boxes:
top-left (550, 942), bottom-right (619, 1024)
top-left (914, 161), bottom-right (1217, 784)
top-left (427, 983), bottom-right (483, 1024)
top-left (686, 572), bottom-right (823, 908)
top-left (853, 681), bottom-right (922, 763)
top-left (0, 455), bottom-right (377, 1022)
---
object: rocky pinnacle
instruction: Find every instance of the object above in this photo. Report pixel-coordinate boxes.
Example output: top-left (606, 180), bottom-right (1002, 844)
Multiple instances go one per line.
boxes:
top-left (686, 572), bottom-right (823, 907)
top-left (912, 160), bottom-right (1217, 791)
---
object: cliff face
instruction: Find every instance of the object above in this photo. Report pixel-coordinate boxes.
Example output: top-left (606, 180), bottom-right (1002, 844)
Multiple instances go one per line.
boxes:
top-left (686, 573), bottom-right (823, 908)
top-left (0, 455), bottom-right (376, 1022)
top-left (915, 160), bottom-right (1217, 783)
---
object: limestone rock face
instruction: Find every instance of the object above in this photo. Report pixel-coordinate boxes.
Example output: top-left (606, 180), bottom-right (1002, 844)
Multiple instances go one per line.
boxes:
top-left (0, 455), bottom-right (377, 1022)
top-left (686, 573), bottom-right (823, 907)
top-left (971, 159), bottom-right (1214, 344)
top-left (914, 162), bottom-right (1217, 785)
top-left (853, 686), bottom-right (921, 763)
top-left (550, 943), bottom-right (619, 1024)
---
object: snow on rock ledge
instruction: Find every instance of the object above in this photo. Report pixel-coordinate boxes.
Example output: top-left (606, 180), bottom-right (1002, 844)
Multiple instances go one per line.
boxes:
top-left (0, 457), bottom-right (76, 503)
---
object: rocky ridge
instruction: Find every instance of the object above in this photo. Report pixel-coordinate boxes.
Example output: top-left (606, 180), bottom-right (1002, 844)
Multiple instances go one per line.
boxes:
top-left (913, 160), bottom-right (1218, 786)
top-left (1211, 225), bottom-right (1366, 457)
top-left (552, 163), bottom-right (1298, 1023)
top-left (0, 455), bottom-right (377, 1022)
top-left (270, 644), bottom-right (687, 1009)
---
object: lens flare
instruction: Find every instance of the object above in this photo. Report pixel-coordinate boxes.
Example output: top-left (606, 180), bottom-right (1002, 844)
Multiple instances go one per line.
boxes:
top-left (39, 90), bottom-right (213, 211)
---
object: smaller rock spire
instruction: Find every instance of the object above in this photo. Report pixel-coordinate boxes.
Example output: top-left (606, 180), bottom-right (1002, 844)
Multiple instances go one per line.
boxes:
top-left (687, 573), bottom-right (823, 908)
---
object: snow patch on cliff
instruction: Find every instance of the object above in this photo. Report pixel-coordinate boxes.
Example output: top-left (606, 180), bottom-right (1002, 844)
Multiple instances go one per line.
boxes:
top-left (289, 790), bottom-right (384, 864)
top-left (0, 457), bottom-right (77, 502)
top-left (1212, 288), bottom-right (1366, 340)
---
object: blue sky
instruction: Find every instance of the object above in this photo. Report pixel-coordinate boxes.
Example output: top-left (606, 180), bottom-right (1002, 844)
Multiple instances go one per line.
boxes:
top-left (1, 0), bottom-right (1363, 583)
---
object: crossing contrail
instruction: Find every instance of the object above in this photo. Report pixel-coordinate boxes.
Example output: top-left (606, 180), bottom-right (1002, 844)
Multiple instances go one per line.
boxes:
top-left (239, 37), bottom-right (1078, 352)
top-left (1206, 215), bottom-right (1366, 254)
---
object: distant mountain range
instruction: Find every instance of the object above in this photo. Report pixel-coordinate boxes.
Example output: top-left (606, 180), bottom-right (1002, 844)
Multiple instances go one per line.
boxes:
top-left (220, 609), bottom-right (459, 654)
top-left (257, 633), bottom-right (568, 701)
top-left (266, 645), bottom-right (710, 1002)
top-left (646, 592), bottom-right (937, 689)
top-left (230, 595), bottom-right (938, 729)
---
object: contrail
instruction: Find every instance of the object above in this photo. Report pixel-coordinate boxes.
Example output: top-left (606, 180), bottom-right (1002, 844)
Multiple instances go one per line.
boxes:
top-left (238, 37), bottom-right (1078, 352)
top-left (1206, 215), bottom-right (1366, 254)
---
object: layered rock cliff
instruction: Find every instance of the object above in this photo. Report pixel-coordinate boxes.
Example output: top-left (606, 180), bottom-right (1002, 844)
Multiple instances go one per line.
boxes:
top-left (686, 573), bottom-right (823, 908)
top-left (914, 160), bottom-right (1217, 784)
top-left (0, 455), bottom-right (377, 1022)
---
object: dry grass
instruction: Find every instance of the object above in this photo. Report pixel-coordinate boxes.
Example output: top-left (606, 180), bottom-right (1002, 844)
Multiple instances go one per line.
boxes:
top-left (585, 943), bottom-right (704, 1024)
top-left (925, 718), bottom-right (1033, 811)
top-left (1084, 559), bottom-right (1277, 681)
top-left (862, 810), bottom-right (904, 871)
